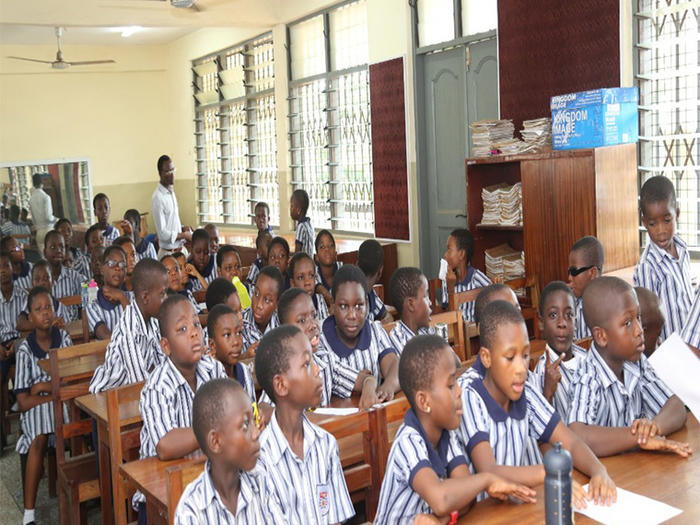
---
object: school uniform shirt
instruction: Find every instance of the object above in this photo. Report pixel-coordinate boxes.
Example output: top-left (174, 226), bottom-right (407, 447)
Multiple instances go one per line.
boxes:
top-left (367, 288), bottom-right (387, 322)
top-left (241, 307), bottom-right (279, 351)
top-left (52, 265), bottom-right (84, 322)
top-left (259, 411), bottom-right (354, 524)
top-left (14, 327), bottom-right (72, 454)
top-left (73, 251), bottom-right (91, 281)
top-left (315, 262), bottom-right (343, 289)
top-left (229, 362), bottom-right (256, 401)
top-left (12, 260), bottom-right (33, 292)
top-left (99, 224), bottom-right (119, 247)
top-left (633, 235), bottom-right (693, 342)
top-left (311, 293), bottom-right (329, 322)
top-left (0, 285), bottom-right (27, 344)
top-left (388, 321), bottom-right (435, 357)
top-left (174, 461), bottom-right (288, 525)
top-left (374, 409), bottom-right (468, 525)
top-left (85, 288), bottom-right (127, 334)
top-left (88, 303), bottom-right (163, 393)
top-left (441, 267), bottom-right (491, 322)
top-left (567, 343), bottom-right (674, 427)
top-left (680, 287), bottom-right (700, 348)
top-left (246, 258), bottom-right (264, 286)
top-left (187, 256), bottom-right (218, 292)
top-left (531, 344), bottom-right (587, 422)
top-left (295, 217), bottom-right (315, 257)
top-left (135, 238), bottom-right (158, 262)
top-left (573, 296), bottom-right (591, 340)
top-left (1, 220), bottom-right (31, 241)
top-left (177, 289), bottom-right (202, 314)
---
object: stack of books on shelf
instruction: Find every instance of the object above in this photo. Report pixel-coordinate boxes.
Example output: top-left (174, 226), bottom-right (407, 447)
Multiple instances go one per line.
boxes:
top-left (519, 118), bottom-right (552, 153)
top-left (480, 182), bottom-right (523, 226)
top-left (485, 244), bottom-right (526, 293)
top-left (471, 119), bottom-right (516, 157)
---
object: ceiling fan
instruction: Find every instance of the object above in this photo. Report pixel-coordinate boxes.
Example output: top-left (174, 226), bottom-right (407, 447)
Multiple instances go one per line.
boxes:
top-left (6, 27), bottom-right (116, 70)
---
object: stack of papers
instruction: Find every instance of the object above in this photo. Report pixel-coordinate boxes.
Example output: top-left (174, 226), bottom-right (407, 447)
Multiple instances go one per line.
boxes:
top-left (520, 117), bottom-right (552, 153)
top-left (480, 183), bottom-right (522, 226)
top-left (577, 485), bottom-right (682, 525)
top-left (485, 244), bottom-right (525, 285)
top-left (471, 119), bottom-right (516, 157)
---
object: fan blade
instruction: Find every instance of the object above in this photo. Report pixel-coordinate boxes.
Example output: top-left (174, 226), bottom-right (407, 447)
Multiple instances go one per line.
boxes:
top-left (6, 56), bottom-right (54, 64)
top-left (65, 60), bottom-right (116, 66)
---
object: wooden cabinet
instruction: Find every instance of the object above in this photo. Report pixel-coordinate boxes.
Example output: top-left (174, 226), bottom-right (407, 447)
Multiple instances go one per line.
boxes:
top-left (466, 143), bottom-right (638, 288)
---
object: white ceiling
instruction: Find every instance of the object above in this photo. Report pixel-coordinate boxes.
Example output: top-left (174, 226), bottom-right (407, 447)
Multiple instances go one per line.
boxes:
top-left (0, 24), bottom-right (196, 45)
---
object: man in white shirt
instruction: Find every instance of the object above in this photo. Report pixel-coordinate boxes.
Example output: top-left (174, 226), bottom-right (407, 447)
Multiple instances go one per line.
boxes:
top-left (28, 173), bottom-right (57, 249)
top-left (151, 155), bottom-right (192, 258)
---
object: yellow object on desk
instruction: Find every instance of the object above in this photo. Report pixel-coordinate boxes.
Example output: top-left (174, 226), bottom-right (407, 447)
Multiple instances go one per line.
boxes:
top-left (233, 276), bottom-right (252, 309)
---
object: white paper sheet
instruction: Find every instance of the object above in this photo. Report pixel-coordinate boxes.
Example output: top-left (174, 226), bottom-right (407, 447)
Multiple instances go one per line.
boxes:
top-left (438, 258), bottom-right (448, 280)
top-left (310, 407), bottom-right (359, 416)
top-left (648, 332), bottom-right (700, 419)
top-left (576, 485), bottom-right (682, 525)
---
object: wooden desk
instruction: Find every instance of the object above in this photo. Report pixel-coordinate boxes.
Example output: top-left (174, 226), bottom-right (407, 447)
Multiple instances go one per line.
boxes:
top-left (463, 415), bottom-right (700, 523)
top-left (38, 353), bottom-right (104, 383)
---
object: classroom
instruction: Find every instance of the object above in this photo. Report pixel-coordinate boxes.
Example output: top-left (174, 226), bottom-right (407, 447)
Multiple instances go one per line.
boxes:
top-left (0, 0), bottom-right (698, 523)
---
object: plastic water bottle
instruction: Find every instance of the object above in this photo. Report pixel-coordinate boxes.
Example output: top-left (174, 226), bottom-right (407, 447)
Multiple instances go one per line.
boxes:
top-left (81, 282), bottom-right (89, 309)
top-left (87, 279), bottom-right (98, 304)
top-left (544, 442), bottom-right (573, 525)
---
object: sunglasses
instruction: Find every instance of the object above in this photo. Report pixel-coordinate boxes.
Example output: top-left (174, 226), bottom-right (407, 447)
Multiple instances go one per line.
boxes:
top-left (568, 264), bottom-right (597, 277)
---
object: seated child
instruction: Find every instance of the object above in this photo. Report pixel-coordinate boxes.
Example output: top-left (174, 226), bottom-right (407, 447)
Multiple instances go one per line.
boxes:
top-left (14, 286), bottom-right (73, 525)
top-left (1, 251), bottom-right (25, 404)
top-left (43, 230), bottom-right (83, 321)
top-left (388, 267), bottom-right (435, 355)
top-left (256, 325), bottom-right (354, 523)
top-left (254, 201), bottom-right (274, 235)
top-left (314, 229), bottom-right (342, 307)
top-left (634, 175), bottom-right (693, 342)
top-left (86, 245), bottom-right (131, 340)
top-left (635, 286), bottom-right (664, 357)
top-left (358, 239), bottom-right (393, 323)
top-left (187, 228), bottom-right (218, 292)
top-left (89, 245), bottom-right (106, 286)
top-left (204, 223), bottom-right (220, 254)
top-left (241, 266), bottom-right (281, 354)
top-left (93, 193), bottom-right (120, 246)
top-left (289, 252), bottom-right (328, 322)
top-left (205, 277), bottom-right (242, 323)
top-left (246, 231), bottom-right (271, 286)
top-left (374, 335), bottom-right (534, 524)
top-left (113, 236), bottom-right (137, 292)
top-left (680, 289), bottom-right (700, 357)
top-left (1, 235), bottom-right (32, 292)
top-left (207, 304), bottom-right (253, 399)
top-left (16, 260), bottom-right (71, 332)
top-left (173, 378), bottom-right (286, 524)
top-left (290, 189), bottom-right (314, 256)
top-left (89, 259), bottom-right (169, 393)
top-left (568, 235), bottom-right (604, 340)
top-left (442, 228), bottom-right (491, 322)
top-left (123, 209), bottom-right (157, 262)
top-left (55, 218), bottom-right (86, 278)
top-left (267, 236), bottom-right (291, 291)
top-left (216, 245), bottom-right (251, 307)
top-left (134, 294), bottom-right (226, 517)
top-left (161, 254), bottom-right (201, 313)
top-left (317, 264), bottom-right (400, 399)
top-left (457, 300), bottom-right (616, 505)
top-left (568, 276), bottom-right (690, 458)
top-left (76, 224), bottom-right (106, 281)
top-left (173, 252), bottom-right (192, 291)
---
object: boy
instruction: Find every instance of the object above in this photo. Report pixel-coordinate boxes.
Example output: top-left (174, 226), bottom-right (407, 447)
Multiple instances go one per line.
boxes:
top-left (113, 236), bottom-right (137, 291)
top-left (635, 286), bottom-right (664, 357)
top-left (76, 224), bottom-right (105, 281)
top-left (256, 325), bottom-right (354, 523)
top-left (173, 378), bottom-right (286, 523)
top-left (254, 201), bottom-right (274, 235)
top-left (374, 335), bottom-right (534, 524)
top-left (44, 230), bottom-right (83, 321)
top-left (267, 236), bottom-right (291, 290)
top-left (86, 245), bottom-right (130, 340)
top-left (246, 231), bottom-right (272, 287)
top-left (634, 175), bottom-right (693, 342)
top-left (290, 189), bottom-right (314, 257)
top-left (204, 223), bottom-right (220, 254)
top-left (93, 193), bottom-right (120, 246)
top-left (388, 267), bottom-right (434, 355)
top-left (1, 235), bottom-right (32, 292)
top-left (568, 276), bottom-right (690, 457)
top-left (89, 245), bottom-right (106, 286)
top-left (457, 300), bottom-right (616, 505)
top-left (187, 228), bottom-right (218, 292)
top-left (568, 236), bottom-right (604, 340)
top-left (207, 304), bottom-right (254, 399)
top-left (55, 218), bottom-right (85, 277)
top-left (242, 266), bottom-right (282, 353)
top-left (205, 277), bottom-right (242, 323)
top-left (122, 209), bottom-right (157, 262)
top-left (0, 250), bottom-right (26, 350)
top-left (358, 239), bottom-right (393, 323)
top-left (16, 260), bottom-right (72, 332)
top-left (89, 259), bottom-right (169, 393)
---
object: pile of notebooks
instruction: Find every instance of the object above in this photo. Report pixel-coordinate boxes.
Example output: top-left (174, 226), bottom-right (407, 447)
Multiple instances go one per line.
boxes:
top-left (480, 182), bottom-right (522, 226)
top-left (519, 118), bottom-right (552, 153)
top-left (471, 119), bottom-right (516, 157)
top-left (485, 244), bottom-right (526, 292)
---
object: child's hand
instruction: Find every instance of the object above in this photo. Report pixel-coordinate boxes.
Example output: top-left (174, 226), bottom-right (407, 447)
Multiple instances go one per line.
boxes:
top-left (242, 341), bottom-right (260, 359)
top-left (358, 382), bottom-right (381, 410)
top-left (412, 514), bottom-right (443, 525)
top-left (631, 418), bottom-right (659, 445)
top-left (119, 219), bottom-right (133, 236)
top-left (639, 435), bottom-right (692, 457)
top-left (543, 351), bottom-right (563, 401)
top-left (51, 316), bottom-right (66, 330)
top-left (376, 382), bottom-right (395, 402)
top-left (184, 263), bottom-right (201, 278)
top-left (587, 471), bottom-right (616, 506)
top-left (485, 474), bottom-right (536, 503)
top-left (102, 286), bottom-right (129, 307)
top-left (30, 381), bottom-right (52, 396)
top-left (572, 480), bottom-right (588, 509)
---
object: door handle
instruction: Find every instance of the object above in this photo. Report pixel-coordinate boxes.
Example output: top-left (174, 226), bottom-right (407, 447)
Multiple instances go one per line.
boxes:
top-left (455, 214), bottom-right (467, 219)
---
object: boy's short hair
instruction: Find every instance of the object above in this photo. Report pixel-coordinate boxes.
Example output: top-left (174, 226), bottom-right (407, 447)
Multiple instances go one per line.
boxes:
top-left (158, 293), bottom-right (191, 336)
top-left (314, 229), bottom-right (335, 252)
top-left (399, 334), bottom-right (450, 411)
top-left (640, 175), bottom-right (677, 215)
top-left (192, 377), bottom-right (244, 454)
top-left (571, 236), bottom-right (604, 269)
top-left (44, 229), bottom-right (62, 249)
top-left (191, 228), bottom-right (209, 247)
top-left (54, 218), bottom-right (71, 230)
top-left (538, 281), bottom-right (575, 316)
top-left (0, 236), bottom-right (14, 252)
top-left (331, 264), bottom-right (369, 299)
top-left (132, 258), bottom-right (167, 295)
top-left (205, 278), bottom-right (236, 311)
top-left (124, 209), bottom-right (140, 227)
top-left (291, 189), bottom-right (309, 215)
top-left (288, 252), bottom-right (313, 278)
top-left (206, 303), bottom-right (236, 339)
top-left (389, 267), bottom-right (424, 315)
top-left (479, 300), bottom-right (525, 350)
top-left (216, 245), bottom-right (240, 269)
top-left (474, 284), bottom-right (513, 324)
top-left (31, 259), bottom-right (50, 276)
top-left (582, 276), bottom-right (633, 331)
top-left (102, 245), bottom-right (126, 264)
top-left (255, 325), bottom-right (303, 403)
top-left (278, 287), bottom-right (309, 324)
top-left (27, 286), bottom-right (52, 311)
top-left (256, 231), bottom-right (272, 250)
top-left (254, 201), bottom-right (270, 215)
top-left (357, 239), bottom-right (384, 277)
top-left (93, 193), bottom-right (109, 208)
top-left (635, 286), bottom-right (660, 312)
top-left (450, 228), bottom-right (475, 262)
top-left (113, 236), bottom-right (134, 249)
top-left (84, 224), bottom-right (102, 248)
top-left (32, 173), bottom-right (43, 188)
top-left (157, 154), bottom-right (171, 173)
top-left (269, 236), bottom-right (290, 257)
top-left (258, 266), bottom-right (284, 299)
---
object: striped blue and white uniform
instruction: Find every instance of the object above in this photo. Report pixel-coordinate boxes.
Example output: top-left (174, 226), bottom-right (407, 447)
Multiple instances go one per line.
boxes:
top-left (0, 285), bottom-right (27, 344)
top-left (315, 262), bottom-right (342, 289)
top-left (88, 303), bottom-right (163, 393)
top-left (317, 316), bottom-right (396, 383)
top-left (567, 343), bottom-right (674, 427)
top-left (573, 296), bottom-right (591, 340)
top-left (531, 344), bottom-right (587, 422)
top-left (20, 297), bottom-right (71, 329)
top-left (246, 258), bottom-right (264, 286)
top-left (1, 221), bottom-right (31, 241)
top-left (374, 409), bottom-right (468, 525)
top-left (52, 266), bottom-right (84, 322)
top-left (73, 251), bottom-right (91, 281)
top-left (367, 289), bottom-right (387, 322)
top-left (14, 327), bottom-right (72, 454)
top-left (135, 239), bottom-right (157, 262)
top-left (295, 218), bottom-right (315, 257)
top-left (441, 267), bottom-right (491, 322)
top-left (389, 321), bottom-right (435, 357)
top-left (680, 287), bottom-right (700, 348)
top-left (241, 307), bottom-right (279, 352)
top-left (228, 361), bottom-right (256, 401)
top-left (187, 256), bottom-right (218, 292)
top-left (178, 289), bottom-right (202, 315)
top-left (13, 261), bottom-right (33, 293)
top-left (85, 289), bottom-right (127, 334)
top-left (174, 461), bottom-right (288, 525)
top-left (633, 235), bottom-right (693, 342)
top-left (259, 411), bottom-right (354, 524)
top-left (101, 224), bottom-right (120, 247)
top-left (311, 293), bottom-right (329, 322)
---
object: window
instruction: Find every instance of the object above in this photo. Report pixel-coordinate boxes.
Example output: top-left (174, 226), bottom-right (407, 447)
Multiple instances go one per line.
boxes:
top-left (635, 0), bottom-right (699, 248)
top-left (415, 0), bottom-right (497, 49)
top-left (288, 0), bottom-right (374, 233)
top-left (193, 34), bottom-right (278, 226)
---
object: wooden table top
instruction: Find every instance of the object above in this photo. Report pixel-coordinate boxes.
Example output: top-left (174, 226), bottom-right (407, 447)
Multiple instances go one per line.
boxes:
top-left (38, 353), bottom-right (104, 383)
top-left (75, 391), bottom-right (141, 427)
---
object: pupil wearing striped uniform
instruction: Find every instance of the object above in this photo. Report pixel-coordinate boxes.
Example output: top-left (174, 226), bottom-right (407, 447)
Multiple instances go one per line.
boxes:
top-left (375, 335), bottom-right (535, 524)
top-left (313, 229), bottom-right (341, 309)
top-left (441, 228), bottom-right (491, 323)
top-left (530, 281), bottom-right (587, 422)
top-left (89, 259), bottom-right (169, 393)
top-left (93, 193), bottom-right (119, 246)
top-left (289, 252), bottom-right (329, 323)
top-left (568, 276), bottom-right (691, 458)
top-left (241, 266), bottom-right (282, 356)
top-left (217, 246), bottom-right (251, 307)
top-left (291, 189), bottom-right (315, 257)
top-left (1, 236), bottom-right (32, 293)
top-left (16, 261), bottom-right (72, 334)
top-left (14, 287), bottom-right (73, 525)
top-left (162, 254), bottom-right (202, 314)
top-left (204, 223), bottom-right (220, 256)
top-left (186, 228), bottom-right (218, 293)
top-left (635, 286), bottom-right (664, 358)
top-left (174, 378), bottom-right (287, 524)
top-left (267, 236), bottom-right (291, 293)
top-left (634, 176), bottom-right (693, 343)
top-left (55, 218), bottom-right (85, 279)
top-left (0, 251), bottom-right (26, 422)
top-left (254, 201), bottom-right (274, 237)
top-left (133, 294), bottom-right (227, 519)
top-left (388, 267), bottom-right (436, 356)
top-left (113, 236), bottom-right (139, 294)
top-left (123, 208), bottom-right (158, 262)
top-left (358, 239), bottom-right (393, 323)
top-left (43, 229), bottom-right (83, 322)
top-left (457, 300), bottom-right (616, 505)
top-left (256, 325), bottom-right (354, 524)
top-left (567, 236), bottom-right (604, 340)
top-left (75, 224), bottom-right (106, 282)
top-left (86, 245), bottom-right (131, 340)
top-left (316, 265), bottom-right (400, 401)
top-left (246, 230), bottom-right (272, 288)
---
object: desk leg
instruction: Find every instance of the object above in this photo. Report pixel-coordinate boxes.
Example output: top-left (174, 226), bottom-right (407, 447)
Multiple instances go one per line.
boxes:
top-left (97, 422), bottom-right (113, 525)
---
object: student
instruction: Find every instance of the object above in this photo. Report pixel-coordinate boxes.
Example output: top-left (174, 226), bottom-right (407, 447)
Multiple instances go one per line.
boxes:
top-left (89, 245), bottom-right (106, 287)
top-left (216, 245), bottom-right (251, 306)
top-left (246, 231), bottom-right (272, 287)
top-left (1, 236), bottom-right (32, 292)
top-left (162, 254), bottom-right (201, 314)
top-left (173, 252), bottom-right (191, 290)
top-left (89, 259), bottom-right (169, 393)
top-left (317, 264), bottom-right (400, 398)
top-left (207, 304), bottom-right (254, 399)
top-left (289, 252), bottom-right (328, 322)
top-left (113, 235), bottom-right (137, 292)
top-left (267, 236), bottom-right (291, 291)
top-left (43, 230), bottom-right (83, 321)
top-left (77, 224), bottom-right (106, 281)
top-left (134, 294), bottom-right (227, 519)
top-left (290, 189), bottom-right (314, 257)
top-left (635, 286), bottom-right (664, 357)
top-left (314, 229), bottom-right (342, 307)
top-left (55, 218), bottom-right (85, 278)
top-left (123, 209), bottom-right (157, 262)
top-left (567, 236), bottom-right (604, 340)
top-left (256, 325), bottom-right (354, 523)
top-left (93, 193), bottom-right (119, 246)
top-left (14, 286), bottom-right (73, 525)
top-left (457, 300), bottom-right (616, 506)
top-left (254, 201), bottom-right (274, 235)
top-left (358, 239), bottom-right (393, 323)
top-left (241, 266), bottom-right (281, 353)
top-left (567, 277), bottom-right (690, 457)
top-left (16, 260), bottom-right (72, 332)
top-left (634, 176), bottom-right (693, 342)
top-left (63, 248), bottom-right (76, 272)
top-left (86, 246), bottom-right (131, 340)
top-left (374, 335), bottom-right (534, 524)
top-left (174, 378), bottom-right (285, 524)
top-left (530, 281), bottom-right (587, 421)
top-left (1, 205), bottom-right (31, 242)
top-left (204, 223), bottom-right (220, 254)
top-left (388, 267), bottom-right (435, 355)
top-left (205, 277), bottom-right (243, 323)
top-left (442, 228), bottom-right (491, 322)
top-left (187, 228), bottom-right (218, 292)
top-left (0, 252), bottom-right (25, 397)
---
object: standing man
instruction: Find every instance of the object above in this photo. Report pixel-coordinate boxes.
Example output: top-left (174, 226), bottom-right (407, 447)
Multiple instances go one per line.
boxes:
top-left (28, 173), bottom-right (57, 250)
top-left (151, 155), bottom-right (192, 258)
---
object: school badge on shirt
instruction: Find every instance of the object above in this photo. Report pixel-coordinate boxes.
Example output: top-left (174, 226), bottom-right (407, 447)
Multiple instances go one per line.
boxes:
top-left (317, 483), bottom-right (329, 516)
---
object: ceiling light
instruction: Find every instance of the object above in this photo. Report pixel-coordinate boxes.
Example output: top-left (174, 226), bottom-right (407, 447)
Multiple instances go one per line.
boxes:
top-left (119, 26), bottom-right (144, 38)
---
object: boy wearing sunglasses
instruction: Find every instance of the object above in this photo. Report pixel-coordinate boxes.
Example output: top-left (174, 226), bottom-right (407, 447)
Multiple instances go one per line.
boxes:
top-left (567, 236), bottom-right (604, 340)
top-left (86, 245), bottom-right (131, 340)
